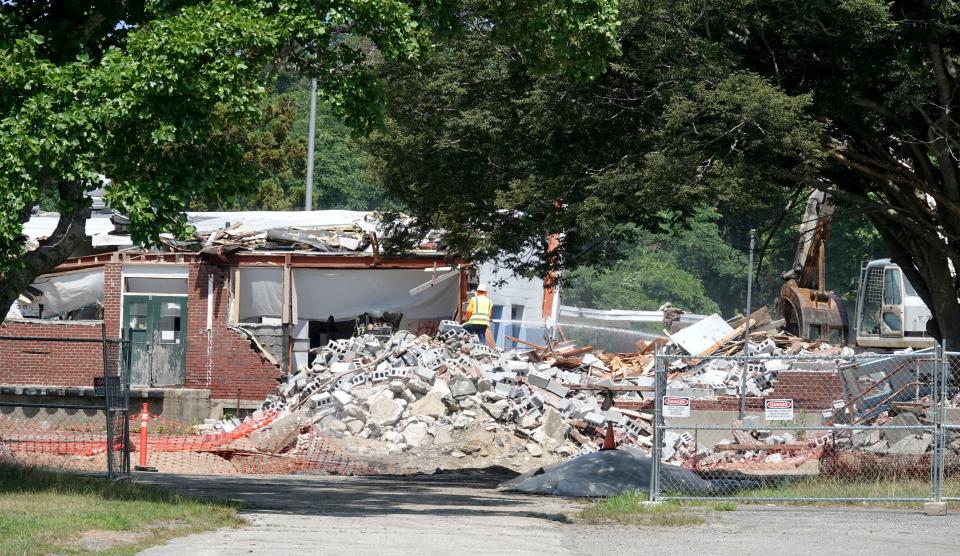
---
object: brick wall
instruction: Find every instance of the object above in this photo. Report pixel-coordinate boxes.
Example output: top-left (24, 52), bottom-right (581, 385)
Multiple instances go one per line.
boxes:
top-left (0, 320), bottom-right (104, 386)
top-left (615, 370), bottom-right (845, 413)
top-left (184, 262), bottom-right (282, 401)
top-left (770, 370), bottom-right (844, 409)
top-left (103, 259), bottom-right (122, 335)
top-left (0, 257), bottom-right (281, 401)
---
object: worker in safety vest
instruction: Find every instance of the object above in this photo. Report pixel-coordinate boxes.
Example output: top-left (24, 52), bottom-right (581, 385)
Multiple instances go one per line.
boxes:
top-left (464, 283), bottom-right (493, 344)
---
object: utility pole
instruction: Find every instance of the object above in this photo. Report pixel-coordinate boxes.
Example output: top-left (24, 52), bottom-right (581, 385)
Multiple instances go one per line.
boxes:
top-left (739, 228), bottom-right (756, 419)
top-left (304, 78), bottom-right (317, 211)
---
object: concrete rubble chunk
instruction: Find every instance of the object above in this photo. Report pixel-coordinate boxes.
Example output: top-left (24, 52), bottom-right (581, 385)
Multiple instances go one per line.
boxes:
top-left (410, 391), bottom-right (448, 419)
top-left (368, 390), bottom-right (404, 426)
top-left (407, 378), bottom-right (431, 395)
top-left (888, 433), bottom-right (932, 455)
top-left (882, 413), bottom-right (922, 445)
top-left (541, 407), bottom-right (569, 443)
top-left (448, 373), bottom-right (478, 398)
top-left (402, 422), bottom-right (430, 448)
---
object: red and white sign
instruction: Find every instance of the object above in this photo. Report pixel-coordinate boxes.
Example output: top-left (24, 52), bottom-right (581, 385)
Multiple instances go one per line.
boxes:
top-left (765, 399), bottom-right (794, 421)
top-left (662, 396), bottom-right (691, 418)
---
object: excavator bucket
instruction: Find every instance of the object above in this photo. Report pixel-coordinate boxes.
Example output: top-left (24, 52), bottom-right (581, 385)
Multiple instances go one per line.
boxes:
top-left (778, 281), bottom-right (849, 345)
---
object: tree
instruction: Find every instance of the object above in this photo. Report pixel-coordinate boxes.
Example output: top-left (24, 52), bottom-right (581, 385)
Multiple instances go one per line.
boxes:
top-left (563, 208), bottom-right (747, 315)
top-left (368, 0), bottom-right (819, 287)
top-left (369, 1), bottom-right (960, 345)
top-left (0, 0), bottom-right (620, 319)
top-left (190, 78), bottom-right (397, 212)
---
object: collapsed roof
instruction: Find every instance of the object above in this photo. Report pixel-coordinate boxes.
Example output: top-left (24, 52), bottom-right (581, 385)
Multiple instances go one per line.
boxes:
top-left (22, 210), bottom-right (446, 256)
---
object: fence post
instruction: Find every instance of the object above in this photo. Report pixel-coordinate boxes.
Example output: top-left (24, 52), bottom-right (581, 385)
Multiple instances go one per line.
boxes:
top-left (101, 322), bottom-right (114, 480)
top-left (650, 348), bottom-right (664, 502)
top-left (934, 342), bottom-right (946, 503)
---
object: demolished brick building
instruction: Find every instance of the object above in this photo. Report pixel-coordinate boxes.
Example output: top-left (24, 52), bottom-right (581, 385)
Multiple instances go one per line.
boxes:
top-left (0, 211), bottom-right (474, 420)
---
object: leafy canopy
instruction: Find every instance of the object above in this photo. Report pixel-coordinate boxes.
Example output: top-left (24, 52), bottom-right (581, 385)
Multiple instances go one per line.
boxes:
top-left (0, 0), bottom-right (620, 276)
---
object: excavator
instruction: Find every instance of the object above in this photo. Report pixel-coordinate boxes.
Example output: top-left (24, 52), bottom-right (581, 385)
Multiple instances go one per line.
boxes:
top-left (777, 190), bottom-right (935, 349)
top-left (777, 190), bottom-right (850, 344)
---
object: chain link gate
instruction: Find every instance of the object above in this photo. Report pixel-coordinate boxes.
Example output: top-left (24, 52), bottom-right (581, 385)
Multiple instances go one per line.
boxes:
top-left (651, 348), bottom-right (948, 504)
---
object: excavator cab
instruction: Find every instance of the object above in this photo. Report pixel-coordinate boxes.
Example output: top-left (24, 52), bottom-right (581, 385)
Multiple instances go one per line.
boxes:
top-left (855, 259), bottom-right (934, 349)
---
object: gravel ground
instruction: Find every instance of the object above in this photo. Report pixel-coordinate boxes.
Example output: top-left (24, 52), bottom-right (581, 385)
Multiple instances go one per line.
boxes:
top-left (134, 472), bottom-right (960, 556)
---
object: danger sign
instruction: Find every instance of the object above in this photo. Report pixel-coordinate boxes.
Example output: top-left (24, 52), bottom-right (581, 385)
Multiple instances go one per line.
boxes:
top-left (764, 399), bottom-right (794, 421)
top-left (662, 396), bottom-right (691, 418)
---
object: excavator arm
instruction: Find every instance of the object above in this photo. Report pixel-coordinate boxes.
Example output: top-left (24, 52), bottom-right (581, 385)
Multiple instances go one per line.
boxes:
top-left (776, 190), bottom-right (850, 344)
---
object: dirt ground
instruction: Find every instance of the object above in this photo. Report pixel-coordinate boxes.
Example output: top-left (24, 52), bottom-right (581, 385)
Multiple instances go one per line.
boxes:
top-left (135, 472), bottom-right (960, 556)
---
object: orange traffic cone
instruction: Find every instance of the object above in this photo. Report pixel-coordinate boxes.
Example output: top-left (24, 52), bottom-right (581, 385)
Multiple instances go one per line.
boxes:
top-left (601, 422), bottom-right (616, 450)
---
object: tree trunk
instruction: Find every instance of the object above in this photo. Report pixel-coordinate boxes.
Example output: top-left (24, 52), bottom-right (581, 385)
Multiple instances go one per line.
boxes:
top-left (0, 181), bottom-right (90, 323)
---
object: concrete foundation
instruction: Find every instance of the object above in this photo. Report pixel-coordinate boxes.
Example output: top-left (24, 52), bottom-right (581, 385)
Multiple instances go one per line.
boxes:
top-left (0, 384), bottom-right (243, 424)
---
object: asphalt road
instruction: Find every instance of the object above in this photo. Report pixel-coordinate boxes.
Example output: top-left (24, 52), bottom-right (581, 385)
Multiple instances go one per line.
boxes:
top-left (135, 472), bottom-right (960, 556)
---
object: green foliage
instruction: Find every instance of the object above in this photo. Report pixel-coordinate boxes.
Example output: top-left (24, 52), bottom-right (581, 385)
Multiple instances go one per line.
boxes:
top-left (369, 0), bottom-right (960, 340)
top-left (368, 0), bottom-right (823, 282)
top-left (190, 80), bottom-right (394, 212)
top-left (1, 0), bottom-right (620, 278)
top-left (564, 208), bottom-right (748, 315)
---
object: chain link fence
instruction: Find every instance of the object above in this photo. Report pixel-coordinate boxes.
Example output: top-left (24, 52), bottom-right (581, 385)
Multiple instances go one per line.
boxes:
top-left (0, 325), bottom-right (130, 479)
top-left (940, 350), bottom-right (960, 501)
top-left (650, 347), bottom-right (960, 503)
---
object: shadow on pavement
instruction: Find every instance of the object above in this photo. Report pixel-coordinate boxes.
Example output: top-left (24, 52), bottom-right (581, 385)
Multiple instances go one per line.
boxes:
top-left (133, 471), bottom-right (572, 521)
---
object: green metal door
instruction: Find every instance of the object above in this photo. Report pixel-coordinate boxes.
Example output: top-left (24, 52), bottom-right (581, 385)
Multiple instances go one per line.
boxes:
top-left (122, 295), bottom-right (187, 387)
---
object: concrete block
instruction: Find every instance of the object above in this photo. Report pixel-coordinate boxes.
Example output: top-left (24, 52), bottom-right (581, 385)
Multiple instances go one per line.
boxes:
top-left (583, 412), bottom-right (605, 426)
top-left (332, 390), bottom-right (353, 407)
top-left (527, 372), bottom-right (550, 389)
top-left (924, 502), bottom-right (947, 516)
top-left (494, 382), bottom-right (513, 397)
top-left (546, 380), bottom-right (570, 398)
top-left (415, 367), bottom-right (437, 383)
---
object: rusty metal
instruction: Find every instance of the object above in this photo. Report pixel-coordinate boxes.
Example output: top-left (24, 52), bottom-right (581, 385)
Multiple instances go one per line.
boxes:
top-left (778, 282), bottom-right (850, 344)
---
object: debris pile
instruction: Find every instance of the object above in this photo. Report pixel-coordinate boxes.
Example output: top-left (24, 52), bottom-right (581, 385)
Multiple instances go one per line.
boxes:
top-left (160, 220), bottom-right (375, 254)
top-left (660, 310), bottom-right (852, 399)
top-left (201, 322), bottom-right (668, 472)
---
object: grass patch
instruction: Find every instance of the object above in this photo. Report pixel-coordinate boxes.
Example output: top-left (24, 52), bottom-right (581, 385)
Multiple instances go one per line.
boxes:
top-left (578, 491), bottom-right (705, 526)
top-left (0, 464), bottom-right (242, 555)
top-left (710, 501), bottom-right (737, 512)
top-left (735, 477), bottom-right (930, 505)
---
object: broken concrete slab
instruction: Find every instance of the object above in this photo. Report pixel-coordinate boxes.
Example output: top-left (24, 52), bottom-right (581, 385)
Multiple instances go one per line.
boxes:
top-left (368, 390), bottom-right (404, 426)
top-left (410, 391), bottom-right (448, 419)
top-left (882, 413), bottom-right (922, 445)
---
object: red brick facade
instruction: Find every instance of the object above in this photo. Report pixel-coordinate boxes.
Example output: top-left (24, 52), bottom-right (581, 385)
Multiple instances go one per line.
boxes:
top-left (184, 262), bottom-right (282, 401)
top-left (616, 370), bottom-right (845, 413)
top-left (0, 256), bottom-right (282, 402)
top-left (0, 320), bottom-right (104, 387)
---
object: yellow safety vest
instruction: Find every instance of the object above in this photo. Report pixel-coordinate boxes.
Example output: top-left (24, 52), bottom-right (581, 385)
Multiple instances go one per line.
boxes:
top-left (467, 295), bottom-right (492, 326)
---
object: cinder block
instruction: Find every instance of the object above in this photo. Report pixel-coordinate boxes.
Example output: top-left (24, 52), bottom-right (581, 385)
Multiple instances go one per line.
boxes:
top-left (546, 380), bottom-right (570, 398)
top-left (527, 372), bottom-right (550, 389)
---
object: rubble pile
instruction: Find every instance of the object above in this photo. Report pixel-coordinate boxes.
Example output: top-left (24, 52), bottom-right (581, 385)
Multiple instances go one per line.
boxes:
top-left (660, 310), bottom-right (852, 400)
top-left (203, 321), bottom-right (662, 472)
top-left (160, 220), bottom-right (373, 253)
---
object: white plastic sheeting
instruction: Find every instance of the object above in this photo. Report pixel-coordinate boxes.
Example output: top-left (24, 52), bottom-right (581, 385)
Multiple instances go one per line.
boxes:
top-left (558, 306), bottom-right (709, 328)
top-left (238, 267), bottom-right (283, 320)
top-left (293, 268), bottom-right (460, 321)
top-left (27, 268), bottom-right (104, 316)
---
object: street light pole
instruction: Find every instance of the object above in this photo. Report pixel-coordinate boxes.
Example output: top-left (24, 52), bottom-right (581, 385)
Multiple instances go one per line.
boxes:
top-left (305, 78), bottom-right (317, 211)
top-left (739, 228), bottom-right (756, 419)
